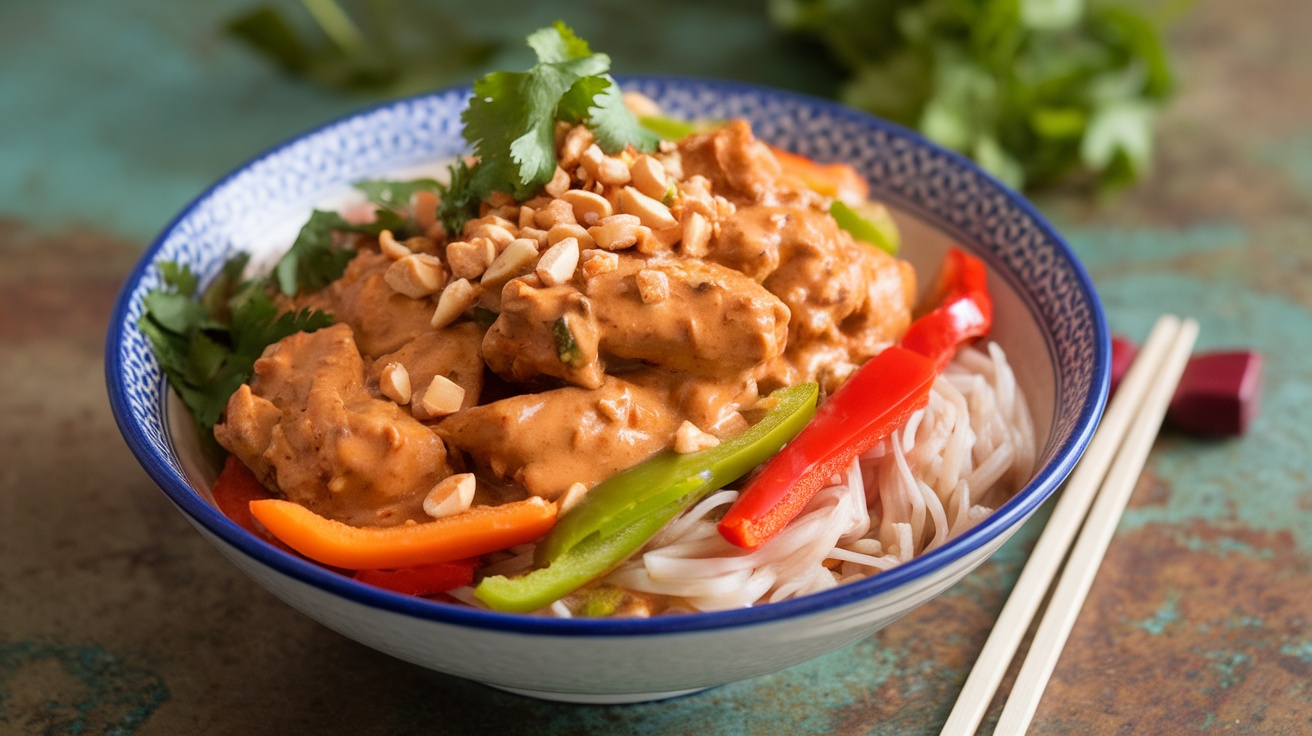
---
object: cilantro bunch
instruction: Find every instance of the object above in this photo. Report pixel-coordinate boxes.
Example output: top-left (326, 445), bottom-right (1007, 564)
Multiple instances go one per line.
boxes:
top-left (771, 0), bottom-right (1184, 190)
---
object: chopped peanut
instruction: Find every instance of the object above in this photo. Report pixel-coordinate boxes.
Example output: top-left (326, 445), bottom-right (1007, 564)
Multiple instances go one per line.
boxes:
top-left (629, 155), bottom-right (670, 200)
top-left (430, 278), bottom-right (477, 329)
top-left (518, 205), bottom-right (537, 229)
top-left (546, 222), bottom-right (595, 250)
top-left (681, 211), bottom-right (711, 257)
top-left (446, 238), bottom-right (496, 279)
top-left (588, 214), bottom-right (644, 251)
top-left (658, 150), bottom-right (684, 180)
top-left (619, 186), bottom-right (678, 230)
top-left (636, 268), bottom-right (670, 304)
top-left (544, 166), bottom-right (572, 198)
top-left (519, 226), bottom-right (550, 248)
top-left (557, 482), bottom-right (589, 517)
top-left (378, 229), bottom-right (412, 260)
top-left (481, 238), bottom-right (540, 284)
top-left (580, 249), bottom-right (619, 278)
top-left (559, 126), bottom-right (595, 170)
top-left (561, 189), bottom-right (614, 226)
top-left (674, 420), bottom-right (720, 454)
top-left (423, 473), bottom-right (476, 519)
top-left (464, 216), bottom-right (518, 248)
top-left (596, 156), bottom-right (631, 186)
top-left (414, 374), bottom-right (465, 419)
top-left (384, 253), bottom-right (447, 298)
top-left (379, 362), bottom-right (412, 404)
top-left (536, 237), bottom-right (580, 287)
top-left (533, 198), bottom-right (577, 229)
top-left (578, 143), bottom-right (606, 179)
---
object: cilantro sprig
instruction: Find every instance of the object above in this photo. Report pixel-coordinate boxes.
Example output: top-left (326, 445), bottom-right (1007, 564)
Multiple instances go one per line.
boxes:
top-left (140, 183), bottom-right (420, 431)
top-left (139, 258), bottom-right (334, 431)
top-left (439, 21), bottom-right (659, 231)
top-left (770, 0), bottom-right (1185, 190)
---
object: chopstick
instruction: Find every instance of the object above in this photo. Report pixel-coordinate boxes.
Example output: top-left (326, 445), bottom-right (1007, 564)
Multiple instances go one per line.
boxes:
top-left (940, 314), bottom-right (1200, 735)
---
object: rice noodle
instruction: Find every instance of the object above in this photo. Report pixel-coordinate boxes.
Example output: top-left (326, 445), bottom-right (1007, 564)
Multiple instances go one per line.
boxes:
top-left (534, 342), bottom-right (1035, 616)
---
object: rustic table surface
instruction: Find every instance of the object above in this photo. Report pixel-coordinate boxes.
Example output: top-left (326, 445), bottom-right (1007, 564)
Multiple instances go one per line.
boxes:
top-left (3, 1), bottom-right (1310, 733)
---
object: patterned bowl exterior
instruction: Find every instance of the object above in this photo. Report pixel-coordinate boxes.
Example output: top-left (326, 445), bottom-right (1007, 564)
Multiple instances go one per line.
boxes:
top-left (106, 77), bottom-right (1109, 702)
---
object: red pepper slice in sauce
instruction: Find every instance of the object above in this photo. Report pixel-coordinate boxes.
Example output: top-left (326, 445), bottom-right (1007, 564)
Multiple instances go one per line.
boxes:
top-left (718, 247), bottom-right (993, 550)
top-left (354, 560), bottom-right (479, 597)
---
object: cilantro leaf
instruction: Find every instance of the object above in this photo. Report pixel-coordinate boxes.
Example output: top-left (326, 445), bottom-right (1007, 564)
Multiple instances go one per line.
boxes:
top-left (580, 75), bottom-right (660, 154)
top-left (272, 208), bottom-right (414, 297)
top-left (273, 210), bottom-right (359, 297)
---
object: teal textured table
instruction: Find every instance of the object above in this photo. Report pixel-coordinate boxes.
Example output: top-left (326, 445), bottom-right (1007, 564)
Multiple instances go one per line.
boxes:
top-left (3, 1), bottom-right (1310, 733)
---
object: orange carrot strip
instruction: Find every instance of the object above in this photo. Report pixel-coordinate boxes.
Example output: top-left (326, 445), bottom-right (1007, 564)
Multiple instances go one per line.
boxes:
top-left (767, 144), bottom-right (870, 203)
top-left (248, 497), bottom-right (558, 570)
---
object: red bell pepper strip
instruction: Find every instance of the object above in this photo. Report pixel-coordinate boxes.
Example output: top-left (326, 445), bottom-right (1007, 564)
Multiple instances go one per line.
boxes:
top-left (717, 346), bottom-right (937, 550)
top-left (354, 560), bottom-right (478, 597)
top-left (718, 247), bottom-right (994, 551)
top-left (211, 455), bottom-right (284, 547)
top-left (901, 248), bottom-right (993, 371)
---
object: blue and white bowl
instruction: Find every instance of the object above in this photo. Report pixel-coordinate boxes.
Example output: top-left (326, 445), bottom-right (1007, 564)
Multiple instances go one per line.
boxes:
top-left (106, 78), bottom-right (1109, 703)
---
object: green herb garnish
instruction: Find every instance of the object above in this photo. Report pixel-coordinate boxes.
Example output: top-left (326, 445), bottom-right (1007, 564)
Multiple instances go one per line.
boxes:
top-left (553, 315), bottom-right (584, 368)
top-left (139, 260), bottom-right (334, 431)
top-left (145, 22), bottom-right (661, 430)
top-left (437, 21), bottom-right (659, 232)
top-left (770, 0), bottom-right (1185, 190)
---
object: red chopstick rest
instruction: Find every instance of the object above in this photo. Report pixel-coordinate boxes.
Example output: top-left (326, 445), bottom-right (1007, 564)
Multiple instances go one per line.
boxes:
top-left (1166, 350), bottom-right (1263, 437)
top-left (1108, 335), bottom-right (1261, 437)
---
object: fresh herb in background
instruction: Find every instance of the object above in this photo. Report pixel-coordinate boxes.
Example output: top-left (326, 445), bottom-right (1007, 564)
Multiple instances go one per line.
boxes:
top-left (227, 0), bottom-right (497, 94)
top-left (770, 0), bottom-right (1189, 190)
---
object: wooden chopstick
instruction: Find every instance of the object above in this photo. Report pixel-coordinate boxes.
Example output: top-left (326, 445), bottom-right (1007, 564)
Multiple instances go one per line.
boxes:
top-left (940, 315), bottom-right (1200, 735)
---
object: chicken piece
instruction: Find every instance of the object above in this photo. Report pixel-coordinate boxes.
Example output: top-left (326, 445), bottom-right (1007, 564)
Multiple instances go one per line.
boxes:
top-left (482, 276), bottom-right (605, 389)
top-left (712, 204), bottom-right (914, 342)
top-left (436, 377), bottom-right (677, 499)
top-left (676, 120), bottom-right (787, 204)
top-left (214, 323), bottom-right (451, 526)
top-left (298, 250), bottom-right (435, 358)
top-left (369, 321), bottom-right (485, 410)
top-left (585, 253), bottom-right (790, 379)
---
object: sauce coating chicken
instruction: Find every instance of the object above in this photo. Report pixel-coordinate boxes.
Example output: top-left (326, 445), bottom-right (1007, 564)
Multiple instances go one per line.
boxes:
top-left (214, 118), bottom-right (916, 525)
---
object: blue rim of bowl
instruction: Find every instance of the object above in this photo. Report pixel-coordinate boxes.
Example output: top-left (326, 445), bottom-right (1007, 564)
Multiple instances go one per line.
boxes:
top-left (106, 76), bottom-right (1109, 638)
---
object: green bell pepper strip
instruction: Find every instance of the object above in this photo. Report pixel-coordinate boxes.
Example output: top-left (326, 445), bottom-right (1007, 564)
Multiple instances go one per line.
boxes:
top-left (474, 498), bottom-right (681, 613)
top-left (472, 383), bottom-right (819, 613)
top-left (534, 382), bottom-right (819, 564)
top-left (829, 199), bottom-right (899, 255)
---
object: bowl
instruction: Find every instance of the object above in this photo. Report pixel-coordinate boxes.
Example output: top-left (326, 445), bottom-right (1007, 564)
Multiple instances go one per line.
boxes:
top-left (106, 77), bottom-right (1109, 703)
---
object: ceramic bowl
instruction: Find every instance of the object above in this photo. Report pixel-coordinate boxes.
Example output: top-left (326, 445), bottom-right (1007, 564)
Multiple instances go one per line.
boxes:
top-left (106, 77), bottom-right (1109, 703)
